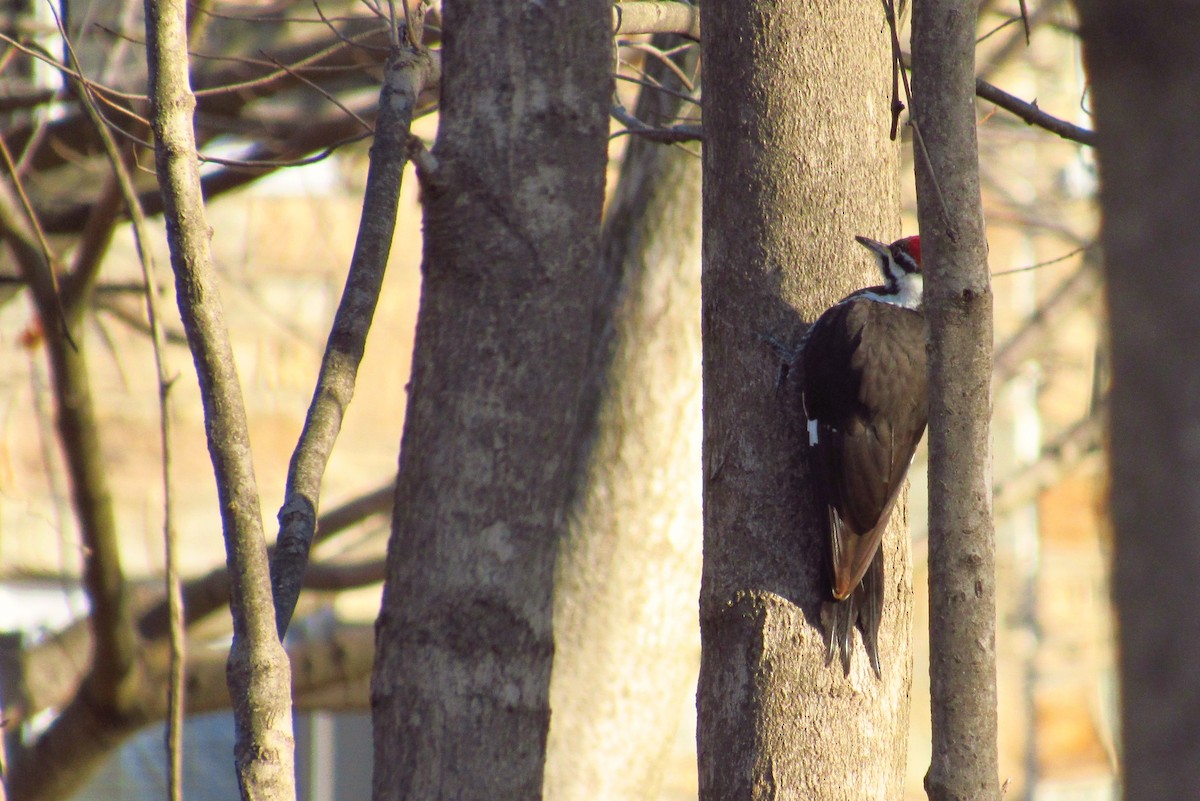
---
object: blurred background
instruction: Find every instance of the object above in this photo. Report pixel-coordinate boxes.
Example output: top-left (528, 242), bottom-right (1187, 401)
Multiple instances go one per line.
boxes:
top-left (0, 1), bottom-right (1108, 799)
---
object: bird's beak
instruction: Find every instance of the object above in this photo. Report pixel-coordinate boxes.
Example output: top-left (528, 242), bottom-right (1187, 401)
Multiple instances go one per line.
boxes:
top-left (854, 235), bottom-right (889, 257)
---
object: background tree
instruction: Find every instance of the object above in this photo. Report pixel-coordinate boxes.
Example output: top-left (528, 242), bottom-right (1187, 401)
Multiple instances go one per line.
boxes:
top-left (0, 2), bottom-right (707, 796)
top-left (544, 34), bottom-right (703, 801)
top-left (0, 1), bottom-right (1128, 799)
top-left (1074, 3), bottom-right (1200, 798)
top-left (368, 1), bottom-right (612, 799)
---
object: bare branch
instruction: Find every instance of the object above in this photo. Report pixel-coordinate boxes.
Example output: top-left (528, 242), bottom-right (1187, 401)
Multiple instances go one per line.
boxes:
top-left (610, 103), bottom-right (703, 143)
top-left (302, 558), bottom-right (386, 591)
top-left (270, 27), bottom-right (437, 640)
top-left (975, 76), bottom-right (1096, 147)
top-left (54, 13), bottom-right (189, 794)
top-left (613, 1), bottom-right (700, 39)
top-left (618, 40), bottom-right (697, 91)
top-left (991, 244), bottom-right (1091, 277)
top-left (5, 619), bottom-right (375, 801)
top-left (884, 0), bottom-right (954, 226)
top-left (260, 51), bottom-right (375, 133)
top-left (614, 71), bottom-right (701, 107)
top-left (0, 184), bottom-right (139, 801)
top-left (894, 35), bottom-right (1096, 149)
top-left (139, 480), bottom-right (393, 640)
top-left (0, 135), bottom-right (76, 348)
top-left (978, 0), bottom-right (1067, 82)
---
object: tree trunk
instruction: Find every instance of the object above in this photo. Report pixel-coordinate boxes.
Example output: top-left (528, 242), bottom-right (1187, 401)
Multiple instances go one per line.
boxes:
top-left (544, 38), bottom-right (702, 801)
top-left (697, 2), bottom-right (911, 799)
top-left (369, 1), bottom-right (611, 799)
top-left (911, 1), bottom-right (999, 799)
top-left (1075, 4), bottom-right (1200, 797)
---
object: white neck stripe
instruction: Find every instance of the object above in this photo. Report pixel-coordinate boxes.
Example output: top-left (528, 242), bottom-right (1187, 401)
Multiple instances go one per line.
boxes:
top-left (859, 273), bottom-right (923, 310)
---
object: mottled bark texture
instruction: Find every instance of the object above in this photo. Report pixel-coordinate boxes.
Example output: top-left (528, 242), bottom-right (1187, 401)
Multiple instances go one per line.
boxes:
top-left (1074, 3), bottom-right (1200, 798)
top-left (369, 1), bottom-right (611, 799)
top-left (698, 1), bottom-right (911, 799)
top-left (911, 3), bottom-right (999, 800)
top-left (543, 37), bottom-right (702, 801)
top-left (144, 1), bottom-right (295, 799)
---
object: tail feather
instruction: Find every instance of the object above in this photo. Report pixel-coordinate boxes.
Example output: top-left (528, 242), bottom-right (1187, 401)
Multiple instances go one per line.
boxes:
top-left (823, 549), bottom-right (885, 678)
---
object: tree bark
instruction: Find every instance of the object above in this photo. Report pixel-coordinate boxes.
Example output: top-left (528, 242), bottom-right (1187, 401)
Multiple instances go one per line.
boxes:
top-left (698, 2), bottom-right (911, 799)
top-left (911, 2), bottom-right (999, 799)
top-left (1074, 3), bottom-right (1200, 797)
top-left (369, 1), bottom-right (611, 799)
top-left (543, 38), bottom-right (702, 801)
top-left (144, 1), bottom-right (295, 798)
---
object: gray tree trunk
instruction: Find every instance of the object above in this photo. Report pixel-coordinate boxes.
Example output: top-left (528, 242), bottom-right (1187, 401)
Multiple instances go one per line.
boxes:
top-left (544, 39), bottom-right (702, 801)
top-left (369, 1), bottom-right (611, 800)
top-left (911, 3), bottom-right (999, 800)
top-left (1075, 4), bottom-right (1200, 797)
top-left (697, 2), bottom-right (911, 799)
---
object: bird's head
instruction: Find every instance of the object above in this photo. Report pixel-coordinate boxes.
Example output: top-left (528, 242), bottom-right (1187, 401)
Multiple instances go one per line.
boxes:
top-left (855, 234), bottom-right (922, 310)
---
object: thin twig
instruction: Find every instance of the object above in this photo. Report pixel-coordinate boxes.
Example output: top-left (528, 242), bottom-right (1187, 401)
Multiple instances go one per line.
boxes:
top-left (0, 32), bottom-right (146, 102)
top-left (993, 257), bottom-right (1100, 387)
top-left (614, 72), bottom-right (701, 106)
top-left (358, 0), bottom-right (387, 22)
top-left (78, 109), bottom-right (374, 170)
top-left (312, 0), bottom-right (384, 51)
top-left (0, 132), bottom-right (76, 348)
top-left (618, 40), bottom-right (697, 92)
top-left (261, 51), bottom-right (374, 132)
top-left (610, 103), bottom-right (703, 144)
top-left (883, 0), bottom-right (953, 230)
top-left (976, 15), bottom-right (1022, 45)
top-left (992, 244), bottom-right (1091, 277)
top-left (90, 22), bottom-right (389, 97)
top-left (53, 6), bottom-right (187, 793)
top-left (977, 0), bottom-right (1068, 84)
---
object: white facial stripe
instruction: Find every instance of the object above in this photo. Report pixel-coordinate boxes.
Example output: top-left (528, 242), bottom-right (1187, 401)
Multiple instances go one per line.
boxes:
top-left (886, 255), bottom-right (906, 284)
top-left (860, 273), bottom-right (923, 310)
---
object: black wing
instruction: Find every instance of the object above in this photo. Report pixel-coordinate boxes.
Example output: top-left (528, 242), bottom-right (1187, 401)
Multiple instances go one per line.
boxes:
top-left (802, 295), bottom-right (927, 600)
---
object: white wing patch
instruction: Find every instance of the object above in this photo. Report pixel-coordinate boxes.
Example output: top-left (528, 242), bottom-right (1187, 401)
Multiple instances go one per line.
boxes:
top-left (808, 418), bottom-right (820, 445)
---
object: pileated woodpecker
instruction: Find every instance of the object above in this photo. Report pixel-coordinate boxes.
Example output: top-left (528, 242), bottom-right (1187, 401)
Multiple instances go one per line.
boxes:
top-left (801, 235), bottom-right (926, 677)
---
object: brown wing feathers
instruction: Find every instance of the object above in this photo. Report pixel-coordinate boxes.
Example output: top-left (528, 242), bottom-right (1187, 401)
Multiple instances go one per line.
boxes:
top-left (803, 297), bottom-right (927, 600)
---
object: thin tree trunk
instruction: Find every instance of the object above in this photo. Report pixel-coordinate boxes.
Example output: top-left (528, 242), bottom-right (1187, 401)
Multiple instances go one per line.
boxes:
top-left (369, 1), bottom-right (611, 799)
top-left (1074, 4), bottom-right (1200, 797)
top-left (544, 38), bottom-right (702, 801)
top-left (698, 2), bottom-right (911, 799)
top-left (144, 1), bottom-right (295, 798)
top-left (911, 3), bottom-right (999, 799)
